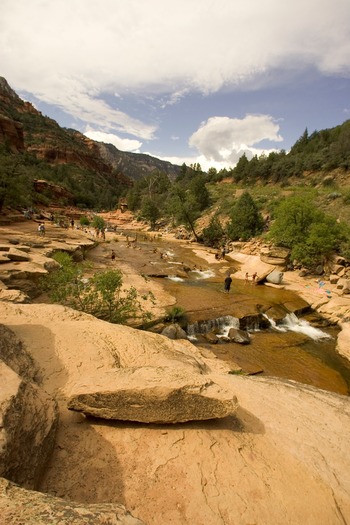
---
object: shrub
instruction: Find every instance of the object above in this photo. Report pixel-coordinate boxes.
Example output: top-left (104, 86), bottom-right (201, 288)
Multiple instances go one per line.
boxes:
top-left (41, 252), bottom-right (153, 324)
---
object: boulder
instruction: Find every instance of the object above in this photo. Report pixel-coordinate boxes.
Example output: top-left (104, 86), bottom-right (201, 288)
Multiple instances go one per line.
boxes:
top-left (266, 269), bottom-right (284, 284)
top-left (161, 323), bottom-right (188, 340)
top-left (0, 477), bottom-right (145, 525)
top-left (67, 366), bottom-right (238, 423)
top-left (337, 278), bottom-right (350, 292)
top-left (7, 248), bottom-right (31, 262)
top-left (0, 252), bottom-right (9, 264)
top-left (0, 361), bottom-right (58, 489)
top-left (0, 287), bottom-right (29, 303)
top-left (332, 264), bottom-right (346, 275)
top-left (260, 246), bottom-right (290, 266)
top-left (228, 328), bottom-right (250, 344)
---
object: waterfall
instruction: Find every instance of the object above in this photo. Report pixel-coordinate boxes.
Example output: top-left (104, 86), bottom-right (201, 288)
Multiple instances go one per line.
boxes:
top-left (264, 312), bottom-right (332, 341)
top-left (187, 315), bottom-right (239, 338)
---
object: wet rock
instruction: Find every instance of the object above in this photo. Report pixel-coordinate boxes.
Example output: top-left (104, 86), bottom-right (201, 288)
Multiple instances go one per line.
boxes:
top-left (263, 304), bottom-right (289, 323)
top-left (68, 366), bottom-right (238, 423)
top-left (228, 328), bottom-right (250, 344)
top-left (203, 332), bottom-right (219, 344)
top-left (161, 323), bottom-right (188, 340)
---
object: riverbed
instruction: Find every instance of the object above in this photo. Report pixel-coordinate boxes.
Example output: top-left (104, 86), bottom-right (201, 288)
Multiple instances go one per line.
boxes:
top-left (91, 230), bottom-right (350, 396)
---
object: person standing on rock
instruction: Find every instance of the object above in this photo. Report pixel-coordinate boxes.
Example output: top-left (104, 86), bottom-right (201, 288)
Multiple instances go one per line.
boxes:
top-left (38, 223), bottom-right (45, 236)
top-left (224, 274), bottom-right (232, 293)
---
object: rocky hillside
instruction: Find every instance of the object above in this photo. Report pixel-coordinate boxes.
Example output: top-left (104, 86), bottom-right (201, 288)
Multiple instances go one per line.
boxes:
top-left (0, 77), bottom-right (181, 183)
top-left (97, 141), bottom-right (181, 181)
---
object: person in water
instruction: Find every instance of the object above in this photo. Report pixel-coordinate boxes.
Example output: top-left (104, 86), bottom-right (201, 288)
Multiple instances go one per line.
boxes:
top-left (224, 274), bottom-right (232, 293)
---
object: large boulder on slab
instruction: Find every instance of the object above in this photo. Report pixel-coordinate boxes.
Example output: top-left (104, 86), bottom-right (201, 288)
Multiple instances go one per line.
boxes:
top-left (67, 366), bottom-right (238, 423)
top-left (266, 269), bottom-right (284, 284)
top-left (0, 477), bottom-right (145, 525)
top-left (0, 361), bottom-right (58, 489)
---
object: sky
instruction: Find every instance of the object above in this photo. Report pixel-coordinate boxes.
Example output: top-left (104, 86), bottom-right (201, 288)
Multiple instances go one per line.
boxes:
top-left (1, 0), bottom-right (350, 172)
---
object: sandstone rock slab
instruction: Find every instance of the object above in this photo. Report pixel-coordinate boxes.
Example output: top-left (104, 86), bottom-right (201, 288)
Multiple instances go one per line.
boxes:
top-left (68, 366), bottom-right (238, 423)
top-left (0, 477), bottom-right (145, 525)
top-left (0, 361), bottom-right (58, 489)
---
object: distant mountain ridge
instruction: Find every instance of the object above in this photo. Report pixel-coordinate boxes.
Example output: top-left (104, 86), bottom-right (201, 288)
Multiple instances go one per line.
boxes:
top-left (96, 141), bottom-right (181, 181)
top-left (0, 76), bottom-right (181, 182)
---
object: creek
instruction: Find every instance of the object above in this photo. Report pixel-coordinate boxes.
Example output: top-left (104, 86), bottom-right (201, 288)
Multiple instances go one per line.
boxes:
top-left (111, 231), bottom-right (350, 396)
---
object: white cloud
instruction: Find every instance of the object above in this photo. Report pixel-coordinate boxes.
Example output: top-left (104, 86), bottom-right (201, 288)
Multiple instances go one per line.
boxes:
top-left (1, 0), bottom-right (349, 108)
top-left (1, 0), bottom-right (349, 164)
top-left (189, 115), bottom-right (282, 165)
top-left (84, 130), bottom-right (142, 152)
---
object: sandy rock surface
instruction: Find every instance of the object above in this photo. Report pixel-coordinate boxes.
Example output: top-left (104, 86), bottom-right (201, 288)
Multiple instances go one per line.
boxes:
top-left (1, 215), bottom-right (350, 524)
top-left (0, 302), bottom-right (350, 525)
top-left (0, 477), bottom-right (145, 525)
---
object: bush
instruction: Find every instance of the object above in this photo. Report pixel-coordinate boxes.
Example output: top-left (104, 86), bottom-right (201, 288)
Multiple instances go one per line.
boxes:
top-left (79, 215), bottom-right (90, 226)
top-left (41, 252), bottom-right (153, 324)
top-left (269, 195), bottom-right (349, 268)
top-left (164, 306), bottom-right (187, 324)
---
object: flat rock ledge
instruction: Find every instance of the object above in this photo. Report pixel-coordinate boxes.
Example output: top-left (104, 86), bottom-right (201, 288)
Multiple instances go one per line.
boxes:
top-left (0, 477), bottom-right (145, 525)
top-left (67, 366), bottom-right (238, 423)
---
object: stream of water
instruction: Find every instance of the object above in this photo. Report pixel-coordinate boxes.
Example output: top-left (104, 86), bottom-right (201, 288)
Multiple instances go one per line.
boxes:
top-left (117, 231), bottom-right (350, 396)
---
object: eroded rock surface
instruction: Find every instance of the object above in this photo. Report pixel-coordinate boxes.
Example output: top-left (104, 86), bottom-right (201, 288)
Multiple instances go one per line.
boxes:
top-left (0, 302), bottom-right (349, 524)
top-left (0, 477), bottom-right (145, 525)
top-left (0, 361), bottom-right (58, 489)
top-left (68, 366), bottom-right (238, 423)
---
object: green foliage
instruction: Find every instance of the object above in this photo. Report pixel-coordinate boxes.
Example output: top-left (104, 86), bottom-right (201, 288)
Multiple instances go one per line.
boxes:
top-left (202, 215), bottom-right (225, 247)
top-left (0, 147), bottom-right (34, 211)
top-left (140, 197), bottom-right (161, 228)
top-left (166, 184), bottom-right (201, 240)
top-left (230, 120), bottom-right (350, 184)
top-left (269, 194), bottom-right (321, 247)
top-left (226, 192), bottom-right (264, 241)
top-left (79, 215), bottom-right (90, 226)
top-left (164, 306), bottom-right (187, 324)
top-left (41, 252), bottom-right (153, 324)
top-left (91, 215), bottom-right (106, 230)
top-left (189, 174), bottom-right (211, 211)
top-left (269, 195), bottom-right (349, 267)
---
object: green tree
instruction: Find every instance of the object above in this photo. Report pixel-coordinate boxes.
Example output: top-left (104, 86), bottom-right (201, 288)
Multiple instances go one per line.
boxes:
top-left (269, 194), bottom-right (321, 248)
top-left (226, 192), bottom-right (264, 241)
top-left (269, 194), bottom-right (348, 268)
top-left (140, 197), bottom-right (161, 228)
top-left (189, 175), bottom-right (210, 211)
top-left (0, 148), bottom-right (33, 211)
top-left (202, 215), bottom-right (225, 247)
top-left (167, 185), bottom-right (201, 241)
top-left (91, 215), bottom-right (106, 230)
